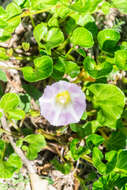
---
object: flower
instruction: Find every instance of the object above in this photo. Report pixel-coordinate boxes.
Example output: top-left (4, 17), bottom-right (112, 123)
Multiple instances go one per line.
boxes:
top-left (39, 81), bottom-right (86, 126)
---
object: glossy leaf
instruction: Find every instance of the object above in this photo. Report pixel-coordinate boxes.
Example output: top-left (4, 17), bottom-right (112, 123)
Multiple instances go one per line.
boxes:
top-left (64, 60), bottom-right (80, 78)
top-left (8, 109), bottom-right (25, 120)
top-left (112, 0), bottom-right (127, 14)
top-left (92, 147), bottom-right (106, 175)
top-left (0, 48), bottom-right (9, 60)
top-left (115, 49), bottom-right (127, 70)
top-left (97, 29), bottom-right (120, 51)
top-left (51, 158), bottom-right (71, 174)
top-left (21, 56), bottom-right (53, 82)
top-left (0, 140), bottom-right (22, 178)
top-left (0, 93), bottom-right (20, 112)
top-left (31, 0), bottom-right (58, 10)
top-left (22, 134), bottom-right (46, 160)
top-left (0, 69), bottom-right (7, 82)
top-left (45, 28), bottom-right (64, 49)
top-left (88, 84), bottom-right (125, 128)
top-left (83, 56), bottom-right (112, 79)
top-left (116, 150), bottom-right (127, 172)
top-left (71, 27), bottom-right (94, 48)
top-left (33, 22), bottom-right (48, 45)
top-left (70, 138), bottom-right (86, 160)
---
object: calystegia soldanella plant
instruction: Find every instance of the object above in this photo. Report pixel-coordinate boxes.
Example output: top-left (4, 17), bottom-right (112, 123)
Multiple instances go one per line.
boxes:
top-left (0, 0), bottom-right (127, 189)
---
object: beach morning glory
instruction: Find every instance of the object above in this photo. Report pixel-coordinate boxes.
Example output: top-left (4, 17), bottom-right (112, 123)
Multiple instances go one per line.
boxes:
top-left (39, 81), bottom-right (86, 126)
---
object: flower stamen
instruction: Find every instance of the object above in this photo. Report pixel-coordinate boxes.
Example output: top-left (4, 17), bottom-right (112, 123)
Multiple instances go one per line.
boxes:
top-left (56, 90), bottom-right (71, 105)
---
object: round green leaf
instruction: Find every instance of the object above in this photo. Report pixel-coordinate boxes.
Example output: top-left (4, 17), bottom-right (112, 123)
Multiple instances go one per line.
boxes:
top-left (71, 27), bottom-right (94, 48)
top-left (83, 56), bottom-right (113, 79)
top-left (0, 93), bottom-right (20, 112)
top-left (115, 50), bottom-right (127, 70)
top-left (23, 134), bottom-right (46, 160)
top-left (33, 22), bottom-right (48, 45)
top-left (21, 56), bottom-right (53, 82)
top-left (112, 0), bottom-right (127, 14)
top-left (8, 109), bottom-right (25, 120)
top-left (0, 69), bottom-right (7, 82)
top-left (88, 84), bottom-right (125, 128)
top-left (116, 150), bottom-right (127, 172)
top-left (45, 28), bottom-right (64, 49)
top-left (31, 0), bottom-right (58, 10)
top-left (97, 29), bottom-right (120, 51)
top-left (64, 60), bottom-right (80, 78)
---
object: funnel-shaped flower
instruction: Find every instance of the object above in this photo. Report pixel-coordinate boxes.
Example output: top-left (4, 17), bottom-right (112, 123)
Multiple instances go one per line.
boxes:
top-left (39, 81), bottom-right (86, 126)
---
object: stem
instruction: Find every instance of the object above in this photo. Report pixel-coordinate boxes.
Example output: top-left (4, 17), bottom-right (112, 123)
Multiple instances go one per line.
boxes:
top-left (81, 154), bottom-right (93, 164)
top-left (65, 47), bottom-right (74, 58)
top-left (0, 65), bottom-right (21, 71)
top-left (98, 128), bottom-right (108, 140)
top-left (8, 6), bottom-right (56, 23)
top-left (29, 15), bottom-right (36, 28)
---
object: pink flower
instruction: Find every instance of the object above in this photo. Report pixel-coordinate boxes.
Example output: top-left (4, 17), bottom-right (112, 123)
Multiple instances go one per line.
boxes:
top-left (39, 81), bottom-right (86, 126)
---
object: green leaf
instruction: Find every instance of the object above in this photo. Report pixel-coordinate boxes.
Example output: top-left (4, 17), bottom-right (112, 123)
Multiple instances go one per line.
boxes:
top-left (33, 22), bottom-right (48, 45)
top-left (31, 0), bottom-right (58, 10)
top-left (83, 56), bottom-right (112, 79)
top-left (112, 0), bottom-right (127, 14)
top-left (0, 140), bottom-right (22, 178)
top-left (93, 172), bottom-right (127, 190)
top-left (115, 50), bottom-right (127, 70)
top-left (92, 147), bottom-right (106, 175)
top-left (64, 60), bottom-right (80, 78)
top-left (52, 57), bottom-right (65, 81)
top-left (48, 16), bottom-right (59, 27)
top-left (22, 84), bottom-right (41, 101)
top-left (55, 4), bottom-right (71, 18)
top-left (6, 2), bottom-right (22, 19)
top-left (86, 134), bottom-right (104, 148)
top-left (5, 2), bottom-right (21, 33)
top-left (105, 130), bottom-right (127, 151)
top-left (97, 29), bottom-right (120, 52)
top-left (0, 69), bottom-right (7, 82)
top-left (105, 151), bottom-right (117, 174)
top-left (88, 84), bottom-right (125, 128)
top-left (0, 93), bottom-right (20, 112)
top-left (71, 27), bottom-right (94, 48)
top-left (70, 138), bottom-right (86, 160)
top-left (21, 56), bottom-right (53, 82)
top-left (0, 48), bottom-right (9, 60)
top-left (45, 28), bottom-right (64, 50)
top-left (116, 150), bottom-right (127, 172)
top-left (68, 0), bottom-right (102, 13)
top-left (8, 109), bottom-right (25, 120)
top-left (51, 158), bottom-right (71, 174)
top-left (23, 134), bottom-right (46, 160)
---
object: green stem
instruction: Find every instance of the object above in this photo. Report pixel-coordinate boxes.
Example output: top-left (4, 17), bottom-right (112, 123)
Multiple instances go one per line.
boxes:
top-left (29, 15), bottom-right (36, 28)
top-left (0, 65), bottom-right (21, 71)
top-left (65, 47), bottom-right (74, 58)
top-left (81, 154), bottom-right (93, 164)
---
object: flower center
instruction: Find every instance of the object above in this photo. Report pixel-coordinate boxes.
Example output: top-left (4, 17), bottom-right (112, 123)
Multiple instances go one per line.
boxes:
top-left (56, 90), bottom-right (71, 105)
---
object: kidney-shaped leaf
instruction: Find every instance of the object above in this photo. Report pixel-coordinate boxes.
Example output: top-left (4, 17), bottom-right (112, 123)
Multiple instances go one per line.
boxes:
top-left (45, 28), bottom-right (64, 49)
top-left (83, 56), bottom-right (112, 79)
top-left (97, 29), bottom-right (120, 52)
top-left (71, 27), bottom-right (94, 48)
top-left (22, 56), bottom-right (53, 82)
top-left (22, 134), bottom-right (46, 160)
top-left (112, 0), bottom-right (127, 14)
top-left (116, 150), bottom-right (127, 172)
top-left (0, 93), bottom-right (20, 112)
top-left (115, 49), bottom-right (127, 70)
top-left (88, 84), bottom-right (125, 128)
top-left (31, 0), bottom-right (58, 10)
